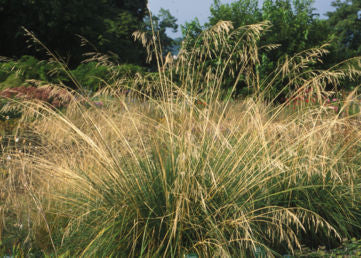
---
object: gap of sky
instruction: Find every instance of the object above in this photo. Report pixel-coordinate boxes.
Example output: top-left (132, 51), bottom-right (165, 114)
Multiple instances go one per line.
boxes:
top-left (148, 0), bottom-right (336, 38)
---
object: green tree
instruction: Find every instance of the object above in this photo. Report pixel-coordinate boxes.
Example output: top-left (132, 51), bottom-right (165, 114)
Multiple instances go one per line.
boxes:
top-left (261, 0), bottom-right (325, 59)
top-left (324, 0), bottom-right (361, 91)
top-left (185, 0), bottom-right (328, 56)
top-left (180, 0), bottom-right (331, 98)
top-left (143, 8), bottom-right (178, 56)
top-left (209, 0), bottom-right (262, 27)
top-left (180, 18), bottom-right (204, 51)
top-left (0, 0), bottom-right (148, 67)
top-left (326, 0), bottom-right (361, 60)
top-left (259, 1), bottom-right (330, 92)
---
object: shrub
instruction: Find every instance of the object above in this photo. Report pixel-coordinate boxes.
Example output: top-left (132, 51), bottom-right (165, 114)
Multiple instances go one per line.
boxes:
top-left (0, 70), bottom-right (9, 83)
top-left (115, 63), bottom-right (145, 77)
top-left (0, 85), bottom-right (73, 110)
top-left (0, 56), bottom-right (146, 93)
top-left (71, 62), bottom-right (110, 92)
top-left (0, 55), bottom-right (66, 89)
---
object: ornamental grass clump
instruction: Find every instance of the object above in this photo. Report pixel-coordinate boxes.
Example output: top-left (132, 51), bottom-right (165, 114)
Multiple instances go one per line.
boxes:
top-left (2, 86), bottom-right (360, 257)
top-left (0, 21), bottom-right (361, 257)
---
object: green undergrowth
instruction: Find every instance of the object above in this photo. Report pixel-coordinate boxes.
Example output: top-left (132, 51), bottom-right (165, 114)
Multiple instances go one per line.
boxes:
top-left (0, 55), bottom-right (145, 92)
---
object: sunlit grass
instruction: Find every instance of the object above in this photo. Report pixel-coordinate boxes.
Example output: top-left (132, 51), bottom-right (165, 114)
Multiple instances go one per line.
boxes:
top-left (0, 20), bottom-right (360, 257)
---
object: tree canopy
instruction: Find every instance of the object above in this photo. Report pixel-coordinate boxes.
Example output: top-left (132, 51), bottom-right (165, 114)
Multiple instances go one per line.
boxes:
top-left (327, 0), bottom-right (361, 61)
top-left (181, 0), bottom-right (332, 97)
top-left (0, 0), bottom-right (360, 93)
top-left (0, 0), bottom-right (149, 66)
top-left (142, 8), bottom-right (179, 56)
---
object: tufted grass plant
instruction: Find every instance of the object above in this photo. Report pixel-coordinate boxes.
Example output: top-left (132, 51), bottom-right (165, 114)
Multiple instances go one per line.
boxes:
top-left (1, 86), bottom-right (360, 257)
top-left (0, 21), bottom-right (361, 257)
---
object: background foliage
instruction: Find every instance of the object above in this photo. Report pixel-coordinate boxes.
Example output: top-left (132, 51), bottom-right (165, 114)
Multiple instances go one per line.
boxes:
top-left (0, 0), bottom-right (360, 95)
top-left (181, 0), bottom-right (361, 98)
top-left (0, 0), bottom-right (178, 68)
